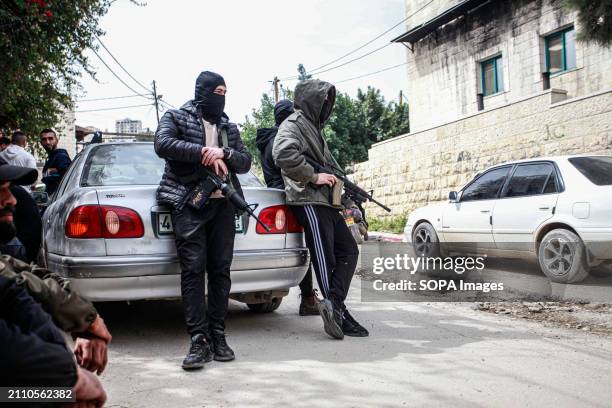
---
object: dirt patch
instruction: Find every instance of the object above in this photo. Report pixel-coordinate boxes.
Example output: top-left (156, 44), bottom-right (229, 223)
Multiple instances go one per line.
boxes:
top-left (477, 301), bottom-right (612, 337)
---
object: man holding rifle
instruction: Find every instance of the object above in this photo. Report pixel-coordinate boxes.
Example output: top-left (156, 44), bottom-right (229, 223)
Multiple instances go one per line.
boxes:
top-left (155, 71), bottom-right (252, 369)
top-left (273, 79), bottom-right (369, 339)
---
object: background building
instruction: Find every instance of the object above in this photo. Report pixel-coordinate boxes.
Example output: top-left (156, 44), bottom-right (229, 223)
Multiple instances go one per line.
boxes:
top-left (353, 0), bottom-right (612, 219)
top-left (115, 118), bottom-right (143, 134)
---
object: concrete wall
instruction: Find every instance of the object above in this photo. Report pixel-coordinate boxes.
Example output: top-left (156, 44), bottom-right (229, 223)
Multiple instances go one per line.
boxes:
top-left (351, 89), bottom-right (612, 219)
top-left (404, 0), bottom-right (612, 132)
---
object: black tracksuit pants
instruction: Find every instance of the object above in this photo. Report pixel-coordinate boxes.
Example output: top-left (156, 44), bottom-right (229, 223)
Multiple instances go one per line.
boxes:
top-left (291, 205), bottom-right (359, 307)
top-left (172, 199), bottom-right (235, 337)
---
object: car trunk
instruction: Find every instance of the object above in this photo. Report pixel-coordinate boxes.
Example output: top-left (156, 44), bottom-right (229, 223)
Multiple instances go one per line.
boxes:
top-left (96, 186), bottom-right (291, 256)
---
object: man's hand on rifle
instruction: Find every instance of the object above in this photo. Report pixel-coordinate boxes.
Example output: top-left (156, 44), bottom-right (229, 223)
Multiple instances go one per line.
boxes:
top-left (211, 158), bottom-right (228, 177)
top-left (314, 173), bottom-right (336, 187)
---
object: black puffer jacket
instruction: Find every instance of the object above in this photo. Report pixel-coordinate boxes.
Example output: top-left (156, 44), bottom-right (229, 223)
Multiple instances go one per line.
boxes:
top-left (154, 101), bottom-right (252, 210)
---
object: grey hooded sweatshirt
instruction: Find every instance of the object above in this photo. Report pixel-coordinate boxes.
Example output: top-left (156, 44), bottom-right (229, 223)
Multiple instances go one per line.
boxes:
top-left (272, 79), bottom-right (341, 208)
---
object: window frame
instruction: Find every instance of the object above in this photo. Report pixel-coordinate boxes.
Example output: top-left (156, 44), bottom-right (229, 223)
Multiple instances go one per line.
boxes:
top-left (459, 165), bottom-right (513, 202)
top-left (545, 27), bottom-right (576, 75)
top-left (481, 55), bottom-right (503, 97)
top-left (499, 162), bottom-right (560, 199)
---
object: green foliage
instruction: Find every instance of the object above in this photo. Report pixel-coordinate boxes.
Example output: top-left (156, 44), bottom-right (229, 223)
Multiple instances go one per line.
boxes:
top-left (0, 0), bottom-right (136, 139)
top-left (240, 64), bottom-right (410, 174)
top-left (297, 64), bottom-right (312, 81)
top-left (367, 214), bottom-right (407, 234)
top-left (240, 93), bottom-right (275, 174)
top-left (564, 0), bottom-right (612, 45)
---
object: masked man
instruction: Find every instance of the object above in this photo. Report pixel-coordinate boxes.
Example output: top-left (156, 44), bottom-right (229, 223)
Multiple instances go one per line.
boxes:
top-left (155, 71), bottom-right (252, 369)
top-left (256, 99), bottom-right (319, 316)
top-left (273, 79), bottom-right (369, 339)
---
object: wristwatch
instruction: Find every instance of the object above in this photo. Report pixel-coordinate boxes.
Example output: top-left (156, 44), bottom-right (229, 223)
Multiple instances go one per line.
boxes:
top-left (222, 147), bottom-right (233, 159)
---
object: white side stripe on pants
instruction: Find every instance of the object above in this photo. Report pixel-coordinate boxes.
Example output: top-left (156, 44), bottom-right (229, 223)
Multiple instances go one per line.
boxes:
top-left (304, 205), bottom-right (330, 296)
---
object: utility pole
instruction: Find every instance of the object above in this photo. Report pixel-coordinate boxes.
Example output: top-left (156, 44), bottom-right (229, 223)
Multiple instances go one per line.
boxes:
top-left (399, 90), bottom-right (404, 107)
top-left (152, 80), bottom-right (160, 125)
top-left (272, 76), bottom-right (280, 103)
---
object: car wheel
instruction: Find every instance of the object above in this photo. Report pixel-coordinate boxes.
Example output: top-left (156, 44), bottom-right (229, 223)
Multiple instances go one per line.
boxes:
top-left (247, 297), bottom-right (283, 313)
top-left (538, 229), bottom-right (589, 283)
top-left (412, 222), bottom-right (442, 258)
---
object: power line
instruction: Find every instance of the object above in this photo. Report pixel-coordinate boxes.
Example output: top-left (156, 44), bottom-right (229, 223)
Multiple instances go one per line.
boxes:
top-left (95, 36), bottom-right (152, 93)
top-left (279, 0), bottom-right (433, 80)
top-left (77, 94), bottom-right (152, 102)
top-left (306, 42), bottom-right (392, 77)
top-left (159, 98), bottom-right (177, 109)
top-left (334, 61), bottom-right (409, 85)
top-left (75, 103), bottom-right (153, 113)
top-left (91, 48), bottom-right (147, 96)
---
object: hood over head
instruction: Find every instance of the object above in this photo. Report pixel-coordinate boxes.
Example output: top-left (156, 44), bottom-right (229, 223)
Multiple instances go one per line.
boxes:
top-left (294, 80), bottom-right (336, 129)
top-left (274, 99), bottom-right (294, 126)
top-left (255, 127), bottom-right (277, 154)
top-left (194, 71), bottom-right (226, 123)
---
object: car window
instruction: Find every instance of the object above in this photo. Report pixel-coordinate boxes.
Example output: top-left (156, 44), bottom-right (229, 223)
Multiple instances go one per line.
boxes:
top-left (569, 156), bottom-right (612, 186)
top-left (54, 152), bottom-right (82, 200)
top-left (461, 167), bottom-right (511, 202)
top-left (237, 172), bottom-right (264, 187)
top-left (82, 144), bottom-right (165, 186)
top-left (504, 163), bottom-right (555, 197)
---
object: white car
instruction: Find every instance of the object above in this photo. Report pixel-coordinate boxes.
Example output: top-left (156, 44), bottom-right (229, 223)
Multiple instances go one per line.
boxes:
top-left (404, 155), bottom-right (612, 283)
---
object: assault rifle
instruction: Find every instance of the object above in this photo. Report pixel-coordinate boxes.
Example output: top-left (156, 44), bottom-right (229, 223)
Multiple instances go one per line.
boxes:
top-left (180, 166), bottom-right (271, 232)
top-left (304, 156), bottom-right (391, 213)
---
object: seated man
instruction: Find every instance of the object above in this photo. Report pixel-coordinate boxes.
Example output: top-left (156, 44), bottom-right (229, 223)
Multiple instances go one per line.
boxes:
top-left (0, 161), bottom-right (111, 374)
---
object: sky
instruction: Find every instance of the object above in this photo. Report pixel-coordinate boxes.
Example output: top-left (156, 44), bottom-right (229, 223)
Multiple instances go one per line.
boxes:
top-left (75, 0), bottom-right (411, 132)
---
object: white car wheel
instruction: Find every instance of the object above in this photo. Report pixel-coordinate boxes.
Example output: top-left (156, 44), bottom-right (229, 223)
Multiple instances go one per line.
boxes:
top-left (412, 222), bottom-right (442, 258)
top-left (538, 229), bottom-right (589, 283)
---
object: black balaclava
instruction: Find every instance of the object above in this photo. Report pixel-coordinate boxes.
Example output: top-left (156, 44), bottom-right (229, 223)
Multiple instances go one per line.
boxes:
top-left (274, 99), bottom-right (295, 126)
top-left (194, 71), bottom-right (226, 123)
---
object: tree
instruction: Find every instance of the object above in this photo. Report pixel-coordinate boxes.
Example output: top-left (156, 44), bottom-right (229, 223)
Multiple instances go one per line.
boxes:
top-left (241, 76), bottom-right (410, 174)
top-left (564, 0), bottom-right (612, 45)
top-left (0, 0), bottom-right (139, 139)
top-left (297, 64), bottom-right (312, 81)
top-left (240, 93), bottom-right (276, 171)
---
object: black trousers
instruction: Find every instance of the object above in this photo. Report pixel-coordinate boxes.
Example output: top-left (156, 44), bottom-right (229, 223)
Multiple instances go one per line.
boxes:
top-left (291, 205), bottom-right (359, 307)
top-left (172, 199), bottom-right (235, 337)
top-left (298, 265), bottom-right (313, 296)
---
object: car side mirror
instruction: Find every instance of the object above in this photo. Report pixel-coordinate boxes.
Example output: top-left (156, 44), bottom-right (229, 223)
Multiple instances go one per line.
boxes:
top-left (32, 191), bottom-right (50, 206)
top-left (448, 191), bottom-right (458, 202)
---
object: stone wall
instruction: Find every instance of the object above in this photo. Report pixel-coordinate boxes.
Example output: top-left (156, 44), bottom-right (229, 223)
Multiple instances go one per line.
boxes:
top-left (404, 0), bottom-right (612, 132)
top-left (351, 89), bottom-right (612, 219)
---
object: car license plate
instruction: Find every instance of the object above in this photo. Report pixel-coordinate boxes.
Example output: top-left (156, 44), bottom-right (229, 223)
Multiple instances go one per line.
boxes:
top-left (156, 212), bottom-right (243, 235)
top-left (345, 217), bottom-right (355, 226)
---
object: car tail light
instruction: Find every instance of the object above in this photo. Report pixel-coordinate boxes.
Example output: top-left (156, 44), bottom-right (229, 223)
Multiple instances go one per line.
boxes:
top-left (66, 205), bottom-right (144, 239)
top-left (256, 205), bottom-right (304, 234)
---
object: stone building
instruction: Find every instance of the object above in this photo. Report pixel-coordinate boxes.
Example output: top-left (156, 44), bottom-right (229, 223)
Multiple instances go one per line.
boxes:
top-left (352, 0), bottom-right (612, 219)
top-left (115, 118), bottom-right (143, 134)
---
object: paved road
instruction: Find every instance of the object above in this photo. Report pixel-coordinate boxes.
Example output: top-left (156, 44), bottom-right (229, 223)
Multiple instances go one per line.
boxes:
top-left (95, 278), bottom-right (612, 408)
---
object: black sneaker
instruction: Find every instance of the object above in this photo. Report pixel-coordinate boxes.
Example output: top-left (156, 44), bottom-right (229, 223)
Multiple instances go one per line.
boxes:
top-left (342, 311), bottom-right (369, 337)
top-left (182, 333), bottom-right (212, 370)
top-left (210, 331), bottom-right (235, 362)
top-left (318, 299), bottom-right (344, 340)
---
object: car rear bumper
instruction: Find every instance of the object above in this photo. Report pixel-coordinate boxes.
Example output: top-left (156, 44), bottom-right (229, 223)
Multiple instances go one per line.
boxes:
top-left (47, 248), bottom-right (309, 301)
top-left (579, 228), bottom-right (612, 260)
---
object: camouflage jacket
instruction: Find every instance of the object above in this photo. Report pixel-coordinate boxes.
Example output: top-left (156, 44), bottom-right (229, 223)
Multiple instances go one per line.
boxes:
top-left (0, 255), bottom-right (97, 333)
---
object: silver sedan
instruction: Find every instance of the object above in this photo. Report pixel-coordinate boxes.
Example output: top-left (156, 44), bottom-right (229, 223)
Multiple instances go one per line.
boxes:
top-left (42, 142), bottom-right (309, 312)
